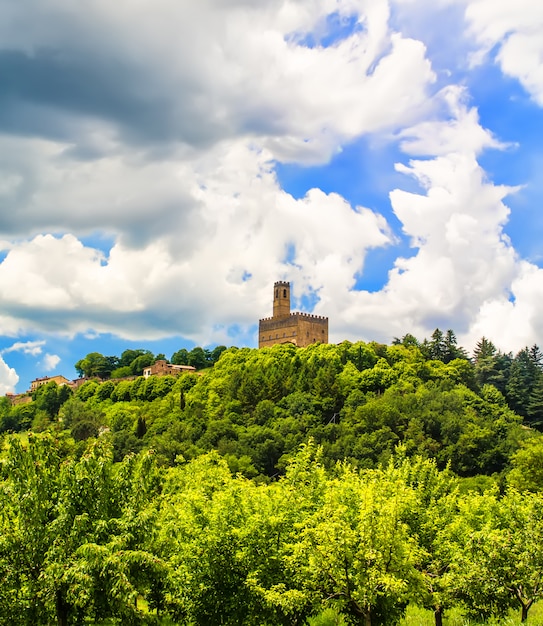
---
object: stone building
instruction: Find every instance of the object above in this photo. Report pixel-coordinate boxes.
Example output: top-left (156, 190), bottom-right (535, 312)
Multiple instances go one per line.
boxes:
top-left (259, 281), bottom-right (328, 348)
top-left (30, 374), bottom-right (70, 392)
top-left (142, 360), bottom-right (196, 378)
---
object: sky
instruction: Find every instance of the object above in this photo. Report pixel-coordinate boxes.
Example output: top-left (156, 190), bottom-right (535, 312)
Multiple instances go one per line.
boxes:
top-left (0, 0), bottom-right (542, 394)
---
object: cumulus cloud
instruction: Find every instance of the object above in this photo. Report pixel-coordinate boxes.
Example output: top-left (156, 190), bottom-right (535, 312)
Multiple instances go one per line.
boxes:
top-left (463, 0), bottom-right (543, 105)
top-left (0, 0), bottom-right (540, 359)
top-left (0, 140), bottom-right (392, 342)
top-left (2, 340), bottom-right (45, 356)
top-left (0, 357), bottom-right (19, 394)
top-left (324, 87), bottom-right (535, 352)
top-left (42, 353), bottom-right (61, 371)
top-left (0, 0), bottom-right (433, 160)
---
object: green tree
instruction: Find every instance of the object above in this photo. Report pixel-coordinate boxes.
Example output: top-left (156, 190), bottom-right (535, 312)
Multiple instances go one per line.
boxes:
top-left (506, 346), bottom-right (542, 419)
top-left (74, 352), bottom-right (116, 379)
top-left (444, 488), bottom-right (543, 622)
top-left (188, 346), bottom-right (209, 370)
top-left (508, 437), bottom-right (543, 492)
top-left (289, 463), bottom-right (421, 625)
top-left (171, 348), bottom-right (190, 365)
top-left (527, 373), bottom-right (543, 427)
top-left (130, 352), bottom-right (155, 376)
top-left (388, 450), bottom-right (459, 626)
top-left (443, 330), bottom-right (468, 364)
top-left (0, 434), bottom-right (166, 625)
top-left (32, 381), bottom-right (72, 418)
top-left (119, 349), bottom-right (147, 368)
top-left (473, 336), bottom-right (497, 362)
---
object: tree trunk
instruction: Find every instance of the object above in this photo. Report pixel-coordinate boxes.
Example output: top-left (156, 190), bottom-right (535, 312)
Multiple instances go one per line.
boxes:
top-left (521, 604), bottom-right (529, 622)
top-left (56, 589), bottom-right (69, 626)
top-left (434, 607), bottom-right (443, 626)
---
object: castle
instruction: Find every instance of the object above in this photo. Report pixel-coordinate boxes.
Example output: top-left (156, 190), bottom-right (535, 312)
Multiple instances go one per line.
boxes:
top-left (259, 281), bottom-right (328, 348)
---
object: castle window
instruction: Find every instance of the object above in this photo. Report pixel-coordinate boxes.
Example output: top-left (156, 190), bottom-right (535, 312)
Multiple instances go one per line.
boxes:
top-left (283, 332), bottom-right (286, 337)
top-left (275, 289), bottom-right (278, 298)
top-left (283, 289), bottom-right (287, 298)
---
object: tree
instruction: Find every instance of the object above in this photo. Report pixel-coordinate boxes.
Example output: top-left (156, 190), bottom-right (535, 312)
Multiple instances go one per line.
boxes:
top-left (444, 489), bottom-right (543, 623)
top-left (505, 346), bottom-right (543, 419)
top-left (428, 329), bottom-right (447, 362)
top-left (473, 337), bottom-right (497, 363)
top-left (388, 450), bottom-right (459, 626)
top-left (32, 381), bottom-right (72, 418)
top-left (119, 349), bottom-right (147, 368)
top-left (507, 437), bottom-right (543, 492)
top-left (443, 330), bottom-right (468, 364)
top-left (171, 348), bottom-right (190, 365)
top-left (0, 434), bottom-right (166, 626)
top-left (130, 352), bottom-right (155, 376)
top-left (188, 347), bottom-right (209, 370)
top-left (392, 334), bottom-right (420, 348)
top-left (289, 463), bottom-right (421, 626)
top-left (210, 345), bottom-right (228, 364)
top-left (59, 397), bottom-right (104, 440)
top-left (527, 373), bottom-right (543, 427)
top-left (74, 352), bottom-right (115, 379)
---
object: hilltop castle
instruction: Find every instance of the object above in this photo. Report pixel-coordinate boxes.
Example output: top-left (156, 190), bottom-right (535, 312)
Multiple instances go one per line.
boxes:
top-left (259, 281), bottom-right (328, 348)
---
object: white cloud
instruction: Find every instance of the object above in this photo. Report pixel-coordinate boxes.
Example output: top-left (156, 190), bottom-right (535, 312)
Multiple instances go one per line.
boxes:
top-left (322, 87), bottom-right (538, 353)
top-left (0, 0), bottom-right (540, 359)
top-left (42, 353), bottom-right (61, 371)
top-left (0, 357), bottom-right (19, 395)
top-left (0, 140), bottom-right (393, 342)
top-left (2, 340), bottom-right (45, 356)
top-left (0, 0), bottom-right (434, 164)
top-left (463, 0), bottom-right (543, 105)
top-left (397, 86), bottom-right (507, 157)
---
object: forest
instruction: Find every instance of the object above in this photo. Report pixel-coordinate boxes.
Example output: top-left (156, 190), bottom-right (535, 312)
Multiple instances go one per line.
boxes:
top-left (2, 330), bottom-right (543, 626)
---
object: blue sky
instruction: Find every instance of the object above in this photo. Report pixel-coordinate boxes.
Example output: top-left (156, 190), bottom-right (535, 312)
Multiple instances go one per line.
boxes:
top-left (0, 0), bottom-right (542, 393)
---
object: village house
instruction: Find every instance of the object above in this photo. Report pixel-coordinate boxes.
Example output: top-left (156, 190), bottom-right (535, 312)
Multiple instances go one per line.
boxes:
top-left (29, 374), bottom-right (70, 392)
top-left (142, 360), bottom-right (196, 378)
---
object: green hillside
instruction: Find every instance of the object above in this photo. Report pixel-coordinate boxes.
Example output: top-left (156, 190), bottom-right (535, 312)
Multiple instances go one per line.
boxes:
top-left (2, 335), bottom-right (543, 625)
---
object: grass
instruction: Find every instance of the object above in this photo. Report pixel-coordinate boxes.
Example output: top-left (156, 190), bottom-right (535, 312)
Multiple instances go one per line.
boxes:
top-left (399, 602), bottom-right (543, 625)
top-left (88, 603), bottom-right (543, 626)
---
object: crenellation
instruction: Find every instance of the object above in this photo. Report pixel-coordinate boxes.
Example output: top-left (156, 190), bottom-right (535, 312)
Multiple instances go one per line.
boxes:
top-left (258, 281), bottom-right (328, 348)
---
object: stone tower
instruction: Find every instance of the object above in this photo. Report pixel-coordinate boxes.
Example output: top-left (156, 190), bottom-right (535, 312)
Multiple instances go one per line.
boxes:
top-left (259, 281), bottom-right (328, 348)
top-left (273, 281), bottom-right (290, 318)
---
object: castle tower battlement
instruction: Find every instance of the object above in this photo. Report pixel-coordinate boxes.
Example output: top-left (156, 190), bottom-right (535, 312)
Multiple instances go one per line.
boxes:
top-left (259, 281), bottom-right (328, 348)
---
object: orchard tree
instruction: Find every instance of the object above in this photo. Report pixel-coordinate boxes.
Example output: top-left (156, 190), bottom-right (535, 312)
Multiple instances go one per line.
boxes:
top-left (443, 488), bottom-right (543, 622)
top-left (388, 450), bottom-right (459, 626)
top-left (286, 460), bottom-right (421, 625)
top-left (0, 434), bottom-right (166, 626)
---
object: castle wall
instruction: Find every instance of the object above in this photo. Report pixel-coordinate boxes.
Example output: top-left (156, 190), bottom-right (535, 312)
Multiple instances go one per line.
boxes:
top-left (296, 314), bottom-right (328, 347)
top-left (259, 312), bottom-right (328, 348)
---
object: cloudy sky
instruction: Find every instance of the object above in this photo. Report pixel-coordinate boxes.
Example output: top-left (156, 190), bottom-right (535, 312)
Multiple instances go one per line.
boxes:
top-left (1, 0), bottom-right (542, 393)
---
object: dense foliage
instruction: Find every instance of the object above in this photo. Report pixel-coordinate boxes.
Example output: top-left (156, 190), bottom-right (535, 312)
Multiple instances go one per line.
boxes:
top-left (73, 346), bottom-right (227, 379)
top-left (2, 332), bottom-right (543, 624)
top-left (3, 335), bottom-right (543, 478)
top-left (2, 437), bottom-right (543, 626)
